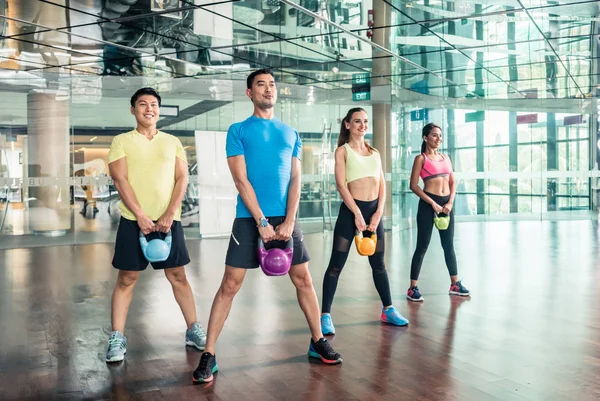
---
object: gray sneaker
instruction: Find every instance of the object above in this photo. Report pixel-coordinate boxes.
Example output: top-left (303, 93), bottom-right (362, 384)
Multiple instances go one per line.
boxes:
top-left (185, 322), bottom-right (207, 351)
top-left (106, 330), bottom-right (127, 363)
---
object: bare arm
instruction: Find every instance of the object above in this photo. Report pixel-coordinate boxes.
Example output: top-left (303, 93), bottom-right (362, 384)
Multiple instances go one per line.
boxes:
top-left (442, 171), bottom-right (457, 214)
top-left (227, 155), bottom-right (265, 224)
top-left (409, 155), bottom-right (437, 206)
top-left (448, 172), bottom-right (456, 204)
top-left (109, 157), bottom-right (155, 234)
top-left (155, 157), bottom-right (189, 232)
top-left (273, 157), bottom-right (302, 240)
top-left (366, 161), bottom-right (387, 232)
top-left (166, 157), bottom-right (189, 215)
top-left (376, 159), bottom-right (385, 215)
top-left (284, 157), bottom-right (301, 222)
top-left (108, 157), bottom-right (145, 219)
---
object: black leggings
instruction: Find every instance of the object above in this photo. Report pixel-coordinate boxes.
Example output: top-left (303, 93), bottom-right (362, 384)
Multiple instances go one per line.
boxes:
top-left (321, 199), bottom-right (391, 314)
top-left (410, 192), bottom-right (458, 280)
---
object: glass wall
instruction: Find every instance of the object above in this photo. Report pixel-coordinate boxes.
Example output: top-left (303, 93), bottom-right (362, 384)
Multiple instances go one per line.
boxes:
top-left (389, 0), bottom-right (599, 229)
top-left (0, 0), bottom-right (378, 248)
top-left (390, 103), bottom-right (596, 229)
top-left (0, 79), bottom-right (363, 248)
top-left (1, 0), bottom-right (599, 249)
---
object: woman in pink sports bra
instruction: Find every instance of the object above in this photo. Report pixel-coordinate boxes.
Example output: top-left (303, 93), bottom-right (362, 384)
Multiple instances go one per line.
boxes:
top-left (406, 123), bottom-right (470, 302)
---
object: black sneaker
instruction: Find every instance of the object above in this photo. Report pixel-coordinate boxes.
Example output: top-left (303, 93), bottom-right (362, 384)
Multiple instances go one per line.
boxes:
top-left (307, 337), bottom-right (342, 364)
top-left (192, 352), bottom-right (218, 384)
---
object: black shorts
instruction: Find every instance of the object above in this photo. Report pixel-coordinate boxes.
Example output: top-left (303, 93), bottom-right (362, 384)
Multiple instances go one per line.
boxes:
top-left (112, 217), bottom-right (190, 271)
top-left (225, 217), bottom-right (310, 269)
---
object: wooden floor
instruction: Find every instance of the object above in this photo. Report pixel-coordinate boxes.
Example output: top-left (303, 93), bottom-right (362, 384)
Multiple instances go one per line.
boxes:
top-left (1, 219), bottom-right (599, 401)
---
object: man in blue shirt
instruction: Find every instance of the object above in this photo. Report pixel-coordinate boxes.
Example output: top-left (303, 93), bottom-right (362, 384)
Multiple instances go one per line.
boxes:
top-left (193, 68), bottom-right (342, 384)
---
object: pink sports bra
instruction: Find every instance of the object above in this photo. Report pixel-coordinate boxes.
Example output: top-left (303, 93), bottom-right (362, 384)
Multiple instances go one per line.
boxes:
top-left (420, 153), bottom-right (453, 181)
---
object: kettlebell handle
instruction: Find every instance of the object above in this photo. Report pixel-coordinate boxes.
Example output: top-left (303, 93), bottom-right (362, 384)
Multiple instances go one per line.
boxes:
top-left (257, 236), bottom-right (294, 249)
top-left (139, 230), bottom-right (172, 246)
top-left (139, 229), bottom-right (172, 238)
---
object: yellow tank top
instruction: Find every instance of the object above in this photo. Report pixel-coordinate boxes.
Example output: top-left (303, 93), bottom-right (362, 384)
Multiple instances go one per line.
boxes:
top-left (343, 143), bottom-right (381, 183)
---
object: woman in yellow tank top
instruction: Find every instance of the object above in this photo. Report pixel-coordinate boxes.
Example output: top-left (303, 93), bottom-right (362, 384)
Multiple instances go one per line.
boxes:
top-left (319, 108), bottom-right (409, 336)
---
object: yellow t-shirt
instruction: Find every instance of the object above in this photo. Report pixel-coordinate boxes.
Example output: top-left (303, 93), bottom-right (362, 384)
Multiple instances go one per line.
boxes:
top-left (108, 129), bottom-right (187, 221)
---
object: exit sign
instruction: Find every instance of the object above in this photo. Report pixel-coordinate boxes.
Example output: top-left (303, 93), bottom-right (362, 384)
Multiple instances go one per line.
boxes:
top-left (411, 109), bottom-right (428, 121)
top-left (353, 92), bottom-right (370, 101)
top-left (352, 73), bottom-right (370, 85)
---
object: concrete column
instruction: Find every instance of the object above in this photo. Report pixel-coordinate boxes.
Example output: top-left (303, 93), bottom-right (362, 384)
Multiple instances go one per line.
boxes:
top-left (509, 112), bottom-right (518, 213)
top-left (547, 113), bottom-right (558, 212)
top-left (371, 0), bottom-right (392, 220)
top-left (27, 90), bottom-right (71, 235)
top-left (507, 9), bottom-right (519, 214)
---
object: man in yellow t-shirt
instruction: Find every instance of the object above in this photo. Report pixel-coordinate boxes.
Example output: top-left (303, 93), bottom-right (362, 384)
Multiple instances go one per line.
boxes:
top-left (104, 87), bottom-right (206, 363)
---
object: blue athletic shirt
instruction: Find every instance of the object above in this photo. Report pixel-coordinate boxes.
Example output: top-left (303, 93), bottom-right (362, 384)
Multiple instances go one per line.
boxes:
top-left (226, 115), bottom-right (302, 218)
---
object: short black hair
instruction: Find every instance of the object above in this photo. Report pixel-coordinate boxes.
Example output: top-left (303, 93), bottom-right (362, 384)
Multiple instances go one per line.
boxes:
top-left (247, 68), bottom-right (274, 89)
top-left (130, 87), bottom-right (161, 107)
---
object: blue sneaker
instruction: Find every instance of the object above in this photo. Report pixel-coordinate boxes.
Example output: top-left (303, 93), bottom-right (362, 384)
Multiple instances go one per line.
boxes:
top-left (185, 322), bottom-right (207, 351)
top-left (105, 330), bottom-right (126, 363)
top-left (381, 306), bottom-right (409, 326)
top-left (321, 314), bottom-right (335, 336)
top-left (449, 281), bottom-right (470, 297)
top-left (406, 286), bottom-right (424, 302)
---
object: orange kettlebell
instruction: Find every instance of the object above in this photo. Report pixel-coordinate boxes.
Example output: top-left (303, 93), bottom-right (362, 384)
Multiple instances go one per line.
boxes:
top-left (354, 230), bottom-right (377, 256)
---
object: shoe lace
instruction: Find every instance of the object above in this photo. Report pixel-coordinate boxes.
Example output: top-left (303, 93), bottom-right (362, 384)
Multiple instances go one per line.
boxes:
top-left (317, 340), bottom-right (337, 358)
top-left (191, 324), bottom-right (206, 338)
top-left (108, 335), bottom-right (125, 350)
top-left (198, 354), bottom-right (211, 371)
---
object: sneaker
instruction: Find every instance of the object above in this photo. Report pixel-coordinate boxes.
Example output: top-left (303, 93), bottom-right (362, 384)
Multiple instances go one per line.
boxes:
top-left (406, 286), bottom-right (424, 302)
top-left (192, 352), bottom-right (218, 384)
top-left (105, 330), bottom-right (127, 363)
top-left (381, 306), bottom-right (409, 326)
top-left (321, 314), bottom-right (335, 336)
top-left (449, 281), bottom-right (470, 297)
top-left (185, 322), bottom-right (207, 351)
top-left (308, 338), bottom-right (342, 364)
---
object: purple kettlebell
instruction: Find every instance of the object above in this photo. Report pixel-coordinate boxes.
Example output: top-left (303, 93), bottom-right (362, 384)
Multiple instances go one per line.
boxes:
top-left (257, 237), bottom-right (294, 276)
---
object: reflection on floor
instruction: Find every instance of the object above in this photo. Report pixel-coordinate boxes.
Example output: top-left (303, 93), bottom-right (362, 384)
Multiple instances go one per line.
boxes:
top-left (1, 220), bottom-right (599, 400)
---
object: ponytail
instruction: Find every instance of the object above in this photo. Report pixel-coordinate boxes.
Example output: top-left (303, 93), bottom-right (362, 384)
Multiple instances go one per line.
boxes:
top-left (421, 122), bottom-right (441, 154)
top-left (337, 107), bottom-right (375, 152)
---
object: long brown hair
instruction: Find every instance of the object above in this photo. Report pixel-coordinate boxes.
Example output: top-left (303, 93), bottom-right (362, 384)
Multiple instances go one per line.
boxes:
top-left (337, 108), bottom-right (375, 152)
top-left (421, 122), bottom-right (441, 153)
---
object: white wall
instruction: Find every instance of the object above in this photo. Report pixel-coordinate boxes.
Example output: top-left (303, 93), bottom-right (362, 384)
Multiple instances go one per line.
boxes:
top-left (193, 130), bottom-right (236, 237)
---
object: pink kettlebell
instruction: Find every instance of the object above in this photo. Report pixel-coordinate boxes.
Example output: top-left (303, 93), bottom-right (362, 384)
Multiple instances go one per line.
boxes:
top-left (257, 237), bottom-right (294, 276)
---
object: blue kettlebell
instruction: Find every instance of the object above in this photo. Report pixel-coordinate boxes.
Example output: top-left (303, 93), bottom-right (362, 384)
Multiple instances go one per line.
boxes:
top-left (139, 230), bottom-right (172, 262)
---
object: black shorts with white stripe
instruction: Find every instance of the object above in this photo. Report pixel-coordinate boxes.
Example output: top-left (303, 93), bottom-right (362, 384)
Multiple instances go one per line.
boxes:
top-left (224, 217), bottom-right (310, 269)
